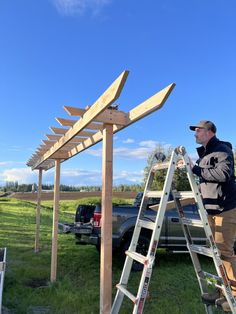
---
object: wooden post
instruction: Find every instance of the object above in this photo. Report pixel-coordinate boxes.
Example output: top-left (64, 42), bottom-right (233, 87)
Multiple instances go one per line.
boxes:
top-left (35, 167), bottom-right (43, 253)
top-left (50, 159), bottom-right (61, 282)
top-left (100, 124), bottom-right (113, 314)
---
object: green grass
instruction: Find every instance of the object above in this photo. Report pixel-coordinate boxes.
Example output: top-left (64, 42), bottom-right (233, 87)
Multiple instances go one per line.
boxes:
top-left (0, 198), bottom-right (222, 313)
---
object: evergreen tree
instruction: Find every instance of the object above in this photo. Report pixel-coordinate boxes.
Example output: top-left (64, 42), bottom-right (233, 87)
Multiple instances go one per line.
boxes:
top-left (143, 144), bottom-right (191, 191)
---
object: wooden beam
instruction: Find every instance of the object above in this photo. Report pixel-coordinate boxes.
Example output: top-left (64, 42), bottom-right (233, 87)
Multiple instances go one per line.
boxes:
top-left (32, 149), bottom-right (69, 166)
top-left (64, 106), bottom-right (128, 125)
top-left (46, 134), bottom-right (62, 141)
top-left (42, 140), bottom-right (79, 149)
top-left (39, 161), bottom-right (56, 171)
top-left (50, 159), bottom-right (61, 282)
top-left (56, 118), bottom-right (76, 127)
top-left (50, 123), bottom-right (103, 135)
top-left (50, 127), bottom-right (69, 135)
top-left (100, 124), bottom-right (113, 314)
top-left (46, 134), bottom-right (84, 143)
top-left (42, 140), bottom-right (55, 146)
top-left (57, 117), bottom-right (106, 130)
top-left (50, 151), bottom-right (70, 159)
top-left (86, 122), bottom-right (103, 130)
top-left (65, 83), bottom-right (175, 159)
top-left (63, 106), bottom-right (85, 116)
top-left (35, 168), bottom-right (43, 253)
top-left (127, 83), bottom-right (176, 124)
top-left (32, 70), bottom-right (129, 169)
top-left (37, 148), bottom-right (48, 153)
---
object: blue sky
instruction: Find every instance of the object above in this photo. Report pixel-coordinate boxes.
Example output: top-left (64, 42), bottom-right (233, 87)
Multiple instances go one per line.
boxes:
top-left (0, 0), bottom-right (236, 186)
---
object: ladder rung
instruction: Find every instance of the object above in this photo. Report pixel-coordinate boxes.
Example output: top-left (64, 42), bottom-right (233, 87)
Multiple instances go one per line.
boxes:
top-left (146, 191), bottom-right (195, 200)
top-left (173, 191), bottom-right (195, 198)
top-left (189, 244), bottom-right (213, 257)
top-left (145, 191), bottom-right (163, 198)
top-left (125, 250), bottom-right (148, 265)
top-left (202, 271), bottom-right (222, 283)
top-left (150, 198), bottom-right (195, 212)
top-left (152, 162), bottom-right (170, 171)
top-left (116, 284), bottom-right (137, 303)
top-left (138, 219), bottom-right (155, 230)
top-left (182, 218), bottom-right (203, 228)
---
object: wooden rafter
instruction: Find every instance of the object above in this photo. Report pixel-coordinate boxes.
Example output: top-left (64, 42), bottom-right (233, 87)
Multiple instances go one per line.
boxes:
top-left (46, 134), bottom-right (83, 143)
top-left (64, 106), bottom-right (128, 125)
top-left (60, 83), bottom-right (175, 164)
top-left (28, 70), bottom-right (129, 169)
top-left (56, 118), bottom-right (77, 127)
top-left (27, 72), bottom-right (175, 173)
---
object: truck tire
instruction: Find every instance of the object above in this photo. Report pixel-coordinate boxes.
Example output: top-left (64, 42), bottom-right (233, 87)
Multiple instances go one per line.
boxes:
top-left (122, 235), bottom-right (150, 272)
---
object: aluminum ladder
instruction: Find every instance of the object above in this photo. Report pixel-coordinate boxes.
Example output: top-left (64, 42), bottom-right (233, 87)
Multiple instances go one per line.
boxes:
top-left (110, 146), bottom-right (236, 314)
top-left (0, 248), bottom-right (6, 314)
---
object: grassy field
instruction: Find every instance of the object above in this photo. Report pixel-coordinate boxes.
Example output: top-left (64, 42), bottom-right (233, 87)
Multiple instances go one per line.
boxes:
top-left (0, 198), bottom-right (222, 314)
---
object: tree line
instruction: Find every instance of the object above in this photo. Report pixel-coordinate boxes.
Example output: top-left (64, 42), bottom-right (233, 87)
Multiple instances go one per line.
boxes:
top-left (1, 145), bottom-right (236, 193)
top-left (0, 182), bottom-right (143, 193)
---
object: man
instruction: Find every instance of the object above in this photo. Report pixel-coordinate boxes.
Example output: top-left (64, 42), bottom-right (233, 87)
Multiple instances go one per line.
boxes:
top-left (189, 120), bottom-right (236, 311)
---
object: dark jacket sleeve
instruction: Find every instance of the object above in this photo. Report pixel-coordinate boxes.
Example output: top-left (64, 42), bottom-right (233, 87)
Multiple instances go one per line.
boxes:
top-left (192, 152), bottom-right (233, 182)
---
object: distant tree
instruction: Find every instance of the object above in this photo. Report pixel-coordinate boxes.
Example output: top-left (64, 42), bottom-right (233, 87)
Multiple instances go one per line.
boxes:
top-left (143, 144), bottom-right (191, 191)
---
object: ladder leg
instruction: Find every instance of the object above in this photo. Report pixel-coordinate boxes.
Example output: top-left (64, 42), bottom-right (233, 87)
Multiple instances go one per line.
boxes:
top-left (111, 151), bottom-right (178, 313)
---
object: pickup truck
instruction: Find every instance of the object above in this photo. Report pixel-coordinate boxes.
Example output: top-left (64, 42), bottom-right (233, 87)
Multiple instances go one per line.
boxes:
top-left (60, 193), bottom-right (207, 270)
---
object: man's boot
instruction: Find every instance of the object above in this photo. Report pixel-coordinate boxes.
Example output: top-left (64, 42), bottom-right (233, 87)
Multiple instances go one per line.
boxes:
top-left (215, 297), bottom-right (231, 312)
top-left (201, 289), bottom-right (221, 304)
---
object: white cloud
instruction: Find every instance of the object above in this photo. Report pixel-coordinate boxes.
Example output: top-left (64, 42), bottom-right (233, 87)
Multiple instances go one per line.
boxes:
top-left (87, 140), bottom-right (173, 160)
top-left (113, 170), bottom-right (144, 184)
top-left (0, 166), bottom-right (144, 186)
top-left (0, 161), bottom-right (25, 167)
top-left (114, 147), bottom-right (151, 159)
top-left (51, 0), bottom-right (111, 16)
top-left (87, 148), bottom-right (102, 157)
top-left (139, 140), bottom-right (159, 148)
top-left (60, 168), bottom-right (144, 185)
top-left (0, 168), bottom-right (38, 184)
top-left (87, 147), bottom-right (151, 159)
top-left (61, 168), bottom-right (102, 185)
top-left (122, 138), bottom-right (135, 144)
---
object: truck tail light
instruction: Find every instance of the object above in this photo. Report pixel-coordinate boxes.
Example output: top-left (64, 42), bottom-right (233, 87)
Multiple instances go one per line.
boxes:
top-left (93, 212), bottom-right (102, 227)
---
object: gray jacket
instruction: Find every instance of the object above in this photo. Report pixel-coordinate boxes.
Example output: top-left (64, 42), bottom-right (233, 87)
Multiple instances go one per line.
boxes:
top-left (192, 136), bottom-right (236, 215)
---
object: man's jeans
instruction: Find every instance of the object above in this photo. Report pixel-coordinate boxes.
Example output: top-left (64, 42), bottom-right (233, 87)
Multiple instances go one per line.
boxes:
top-left (208, 207), bottom-right (236, 296)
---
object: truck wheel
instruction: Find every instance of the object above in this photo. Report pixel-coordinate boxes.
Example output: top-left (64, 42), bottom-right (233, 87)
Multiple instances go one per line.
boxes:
top-left (122, 235), bottom-right (150, 272)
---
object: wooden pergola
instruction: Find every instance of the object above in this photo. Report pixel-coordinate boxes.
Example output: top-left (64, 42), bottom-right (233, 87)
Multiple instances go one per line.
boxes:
top-left (27, 70), bottom-right (175, 314)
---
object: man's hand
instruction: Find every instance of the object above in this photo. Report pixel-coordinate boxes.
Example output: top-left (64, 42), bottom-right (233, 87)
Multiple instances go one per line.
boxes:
top-left (177, 157), bottom-right (194, 169)
top-left (176, 159), bottom-right (184, 168)
top-left (188, 157), bottom-right (194, 169)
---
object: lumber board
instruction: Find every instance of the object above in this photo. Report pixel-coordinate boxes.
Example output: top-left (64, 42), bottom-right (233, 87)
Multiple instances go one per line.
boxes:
top-left (32, 70), bottom-right (129, 169)
top-left (64, 106), bottom-right (128, 125)
top-left (65, 83), bottom-right (176, 161)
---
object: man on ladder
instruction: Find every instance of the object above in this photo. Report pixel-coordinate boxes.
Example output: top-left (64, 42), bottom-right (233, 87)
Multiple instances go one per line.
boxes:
top-left (189, 120), bottom-right (236, 311)
top-left (111, 120), bottom-right (236, 314)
